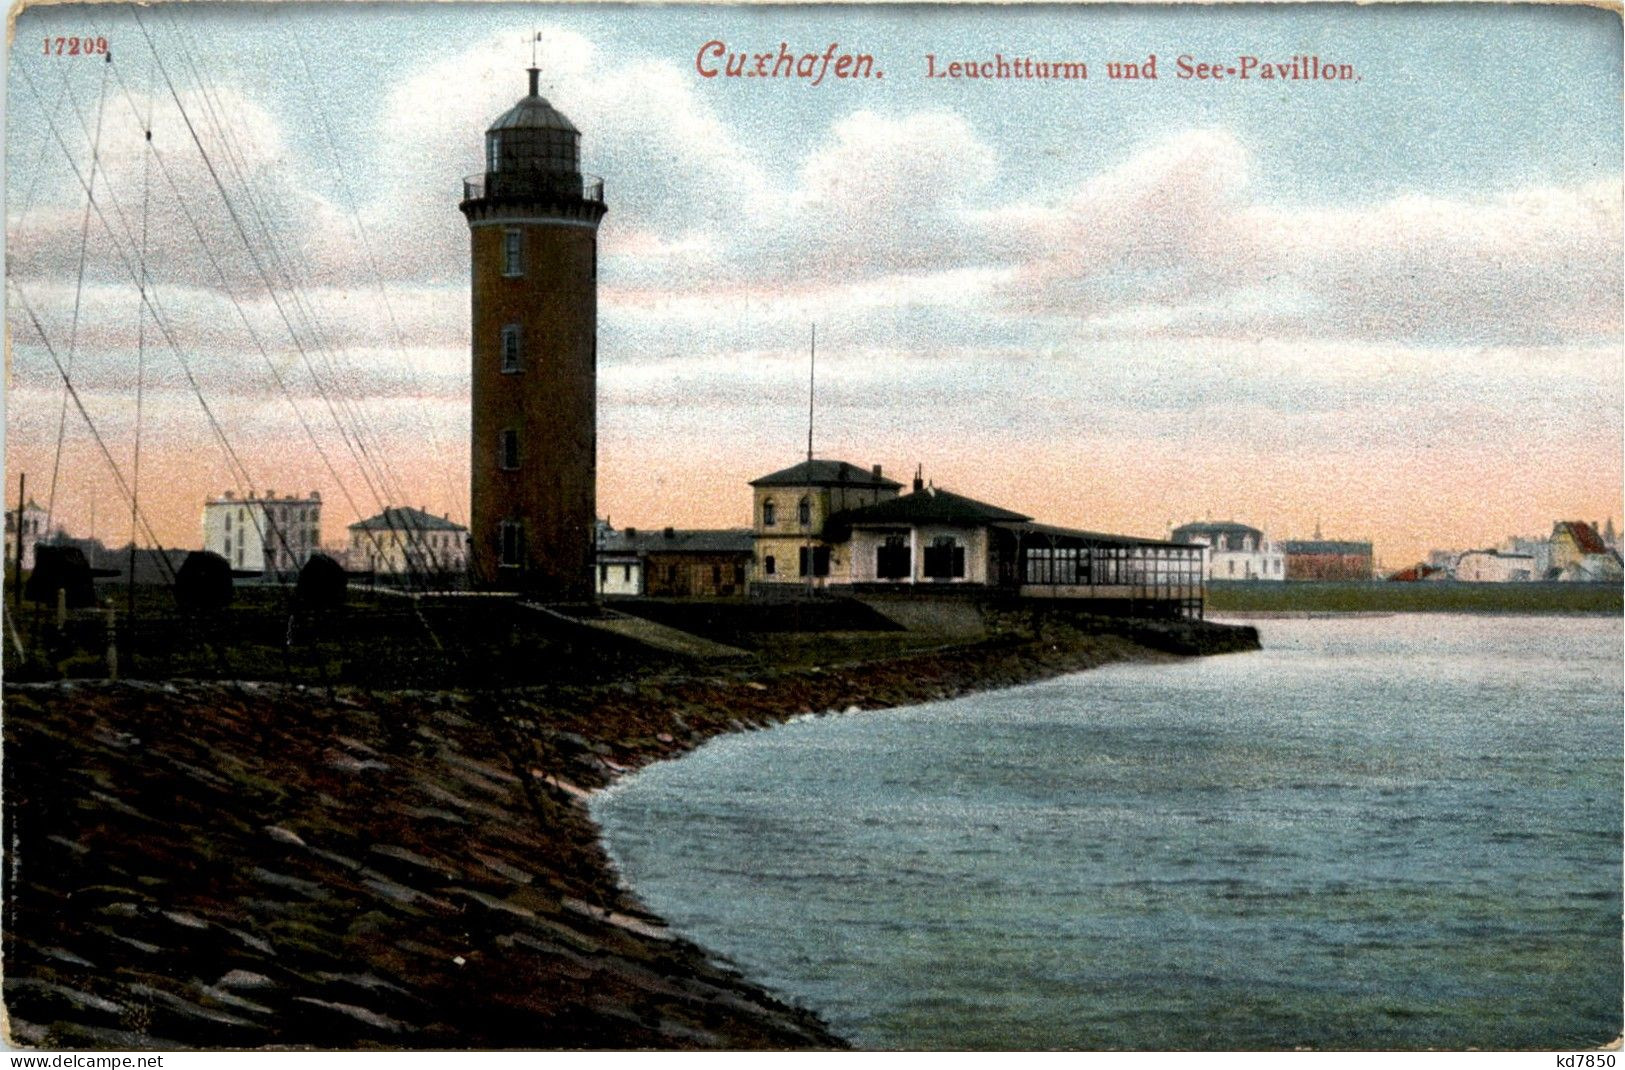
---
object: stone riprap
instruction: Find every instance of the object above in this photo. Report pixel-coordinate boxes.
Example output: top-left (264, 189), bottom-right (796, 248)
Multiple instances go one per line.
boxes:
top-left (3, 618), bottom-right (1258, 1049)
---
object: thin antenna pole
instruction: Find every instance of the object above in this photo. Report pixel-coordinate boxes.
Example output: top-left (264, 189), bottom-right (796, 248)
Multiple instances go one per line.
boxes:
top-left (130, 63), bottom-right (153, 622)
top-left (13, 473), bottom-right (26, 613)
top-left (804, 324), bottom-right (816, 599)
top-left (806, 324), bottom-right (816, 464)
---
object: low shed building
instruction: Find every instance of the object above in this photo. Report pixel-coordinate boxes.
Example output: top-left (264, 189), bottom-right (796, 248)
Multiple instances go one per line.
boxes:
top-left (596, 527), bottom-right (754, 598)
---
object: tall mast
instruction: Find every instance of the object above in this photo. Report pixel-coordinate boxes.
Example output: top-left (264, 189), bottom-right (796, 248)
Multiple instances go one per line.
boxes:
top-left (804, 324), bottom-right (816, 597)
top-left (806, 323), bottom-right (816, 465)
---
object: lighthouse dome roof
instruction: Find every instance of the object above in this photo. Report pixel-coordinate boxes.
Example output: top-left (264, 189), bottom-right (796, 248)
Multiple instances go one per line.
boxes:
top-left (487, 93), bottom-right (579, 136)
top-left (487, 70), bottom-right (579, 136)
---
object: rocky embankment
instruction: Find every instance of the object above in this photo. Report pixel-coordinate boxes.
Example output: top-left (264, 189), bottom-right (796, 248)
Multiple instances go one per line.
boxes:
top-left (3, 618), bottom-right (1257, 1049)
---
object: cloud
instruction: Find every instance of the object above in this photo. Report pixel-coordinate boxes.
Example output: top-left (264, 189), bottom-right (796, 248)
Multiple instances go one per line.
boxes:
top-left (993, 129), bottom-right (1622, 346)
top-left (368, 29), bottom-right (773, 287)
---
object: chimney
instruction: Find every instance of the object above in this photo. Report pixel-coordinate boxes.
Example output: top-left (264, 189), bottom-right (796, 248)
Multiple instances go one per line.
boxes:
top-left (664, 526), bottom-right (675, 538)
top-left (626, 527), bottom-right (637, 538)
top-left (872, 464), bottom-right (883, 480)
top-left (912, 464), bottom-right (924, 493)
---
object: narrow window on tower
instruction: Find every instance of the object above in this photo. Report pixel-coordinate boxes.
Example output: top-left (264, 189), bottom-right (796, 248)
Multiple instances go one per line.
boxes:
top-left (502, 229), bottom-right (523, 277)
top-left (499, 428), bottom-right (520, 471)
top-left (762, 499), bottom-right (776, 527)
top-left (500, 324), bottom-right (522, 372)
top-left (499, 521), bottom-right (524, 568)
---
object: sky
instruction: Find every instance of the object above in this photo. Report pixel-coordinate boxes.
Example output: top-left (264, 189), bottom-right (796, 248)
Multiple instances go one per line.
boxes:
top-left (5, 2), bottom-right (1621, 568)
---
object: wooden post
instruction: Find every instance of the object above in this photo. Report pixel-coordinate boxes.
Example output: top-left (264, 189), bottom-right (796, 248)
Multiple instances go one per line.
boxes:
top-left (55, 587), bottom-right (67, 630)
top-left (12, 472), bottom-right (25, 612)
top-left (105, 606), bottom-right (118, 681)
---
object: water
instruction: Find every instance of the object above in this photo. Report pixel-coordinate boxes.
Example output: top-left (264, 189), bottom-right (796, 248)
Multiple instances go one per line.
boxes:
top-left (591, 616), bottom-right (1623, 1049)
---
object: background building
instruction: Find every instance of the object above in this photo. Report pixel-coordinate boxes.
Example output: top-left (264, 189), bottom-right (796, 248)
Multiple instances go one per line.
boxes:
top-left (462, 67), bottom-right (607, 598)
top-left (348, 507), bottom-right (468, 578)
top-left (203, 490), bottom-right (322, 576)
top-left (1171, 521), bottom-right (1285, 581)
top-left (596, 527), bottom-right (753, 598)
top-left (1282, 538), bottom-right (1375, 581)
top-left (5, 498), bottom-right (47, 571)
top-left (1549, 521), bottom-right (1623, 581)
top-left (750, 460), bottom-right (902, 589)
top-left (1454, 549), bottom-right (1536, 582)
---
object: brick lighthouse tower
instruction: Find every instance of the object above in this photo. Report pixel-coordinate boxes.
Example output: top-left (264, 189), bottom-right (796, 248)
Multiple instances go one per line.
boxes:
top-left (460, 67), bottom-right (606, 598)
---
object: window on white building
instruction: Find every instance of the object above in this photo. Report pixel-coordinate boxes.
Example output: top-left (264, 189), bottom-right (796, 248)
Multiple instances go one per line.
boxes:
top-left (762, 500), bottom-right (776, 527)
top-left (923, 536), bottom-right (966, 580)
top-left (877, 535), bottom-right (910, 580)
top-left (798, 497), bottom-right (812, 526)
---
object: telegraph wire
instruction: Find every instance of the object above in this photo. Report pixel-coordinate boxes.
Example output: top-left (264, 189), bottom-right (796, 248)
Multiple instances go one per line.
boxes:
top-left (126, 7), bottom-right (432, 588)
top-left (145, 7), bottom-right (452, 581)
top-left (128, 62), bottom-right (154, 615)
top-left (44, 51), bottom-right (111, 543)
top-left (158, 6), bottom-right (415, 517)
top-left (9, 277), bottom-right (178, 585)
top-left (16, 58), bottom-right (293, 577)
top-left (288, 22), bottom-right (464, 535)
top-left (77, 16), bottom-right (403, 587)
top-left (153, 11), bottom-right (401, 515)
top-left (139, 8), bottom-right (445, 589)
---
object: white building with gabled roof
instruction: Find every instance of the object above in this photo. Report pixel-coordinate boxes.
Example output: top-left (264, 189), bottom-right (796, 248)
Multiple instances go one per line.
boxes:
top-left (348, 506), bottom-right (468, 578)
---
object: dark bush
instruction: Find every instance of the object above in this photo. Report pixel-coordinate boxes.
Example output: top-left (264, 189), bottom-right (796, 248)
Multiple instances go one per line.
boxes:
top-left (174, 551), bottom-right (234, 614)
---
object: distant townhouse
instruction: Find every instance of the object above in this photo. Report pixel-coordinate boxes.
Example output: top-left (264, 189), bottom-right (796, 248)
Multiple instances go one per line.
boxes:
top-left (596, 527), bottom-right (753, 598)
top-left (203, 490), bottom-right (322, 576)
top-left (348, 507), bottom-right (468, 578)
top-left (1548, 521), bottom-right (1623, 582)
top-left (1171, 521), bottom-right (1285, 581)
top-left (1454, 549), bottom-right (1535, 583)
top-left (1498, 536), bottom-right (1554, 579)
top-left (749, 460), bottom-right (902, 588)
top-left (5, 498), bottom-right (48, 571)
top-left (1281, 537), bottom-right (1374, 581)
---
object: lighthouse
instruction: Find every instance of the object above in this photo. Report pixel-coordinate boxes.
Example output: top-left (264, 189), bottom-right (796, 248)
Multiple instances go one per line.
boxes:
top-left (460, 67), bottom-right (606, 598)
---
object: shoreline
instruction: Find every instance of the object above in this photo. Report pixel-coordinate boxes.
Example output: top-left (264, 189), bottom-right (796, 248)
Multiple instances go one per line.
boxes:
top-left (3, 616), bottom-right (1258, 1049)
